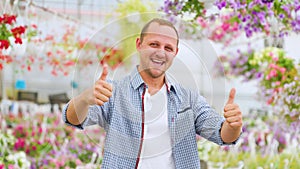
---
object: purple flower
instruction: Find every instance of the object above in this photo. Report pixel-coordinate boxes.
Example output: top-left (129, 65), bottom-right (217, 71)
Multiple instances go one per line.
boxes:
top-left (248, 1), bottom-right (255, 9)
top-left (268, 10), bottom-right (274, 17)
top-left (246, 14), bottom-right (252, 21)
top-left (241, 145), bottom-right (249, 152)
top-left (256, 12), bottom-right (266, 24)
top-left (290, 109), bottom-right (298, 117)
top-left (291, 20), bottom-right (300, 31)
top-left (30, 164), bottom-right (37, 169)
top-left (256, 72), bottom-right (263, 79)
top-left (176, 3), bottom-right (183, 11)
top-left (43, 159), bottom-right (49, 165)
top-left (281, 5), bottom-right (291, 15)
top-left (279, 13), bottom-right (285, 20)
top-left (296, 5), bottom-right (300, 11)
top-left (245, 28), bottom-right (253, 37)
top-left (216, 0), bottom-right (227, 10)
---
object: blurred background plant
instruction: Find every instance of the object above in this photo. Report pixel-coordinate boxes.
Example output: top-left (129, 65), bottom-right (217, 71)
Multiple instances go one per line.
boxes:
top-left (214, 46), bottom-right (299, 123)
top-left (0, 111), bottom-right (104, 169)
top-left (160, 0), bottom-right (300, 46)
top-left (0, 14), bottom-right (26, 50)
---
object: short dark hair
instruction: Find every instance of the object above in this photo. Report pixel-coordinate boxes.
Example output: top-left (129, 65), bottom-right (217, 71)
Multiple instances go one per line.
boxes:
top-left (140, 18), bottom-right (179, 46)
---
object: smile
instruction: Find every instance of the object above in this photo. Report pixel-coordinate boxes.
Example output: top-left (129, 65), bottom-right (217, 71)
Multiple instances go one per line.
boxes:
top-left (151, 59), bottom-right (165, 65)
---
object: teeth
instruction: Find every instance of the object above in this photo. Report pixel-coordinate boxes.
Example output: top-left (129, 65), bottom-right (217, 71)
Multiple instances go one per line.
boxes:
top-left (152, 59), bottom-right (164, 65)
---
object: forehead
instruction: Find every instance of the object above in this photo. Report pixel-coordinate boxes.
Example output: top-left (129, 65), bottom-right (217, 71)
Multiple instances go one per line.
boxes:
top-left (143, 22), bottom-right (178, 42)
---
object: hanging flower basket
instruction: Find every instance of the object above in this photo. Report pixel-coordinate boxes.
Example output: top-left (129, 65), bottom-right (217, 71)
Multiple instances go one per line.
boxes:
top-left (0, 13), bottom-right (27, 70)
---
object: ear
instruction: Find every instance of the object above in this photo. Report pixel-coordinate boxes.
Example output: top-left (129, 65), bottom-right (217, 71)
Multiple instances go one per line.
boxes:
top-left (136, 38), bottom-right (141, 50)
top-left (175, 47), bottom-right (179, 56)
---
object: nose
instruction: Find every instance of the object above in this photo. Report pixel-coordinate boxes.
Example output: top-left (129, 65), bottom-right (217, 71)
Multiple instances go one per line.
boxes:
top-left (155, 49), bottom-right (165, 57)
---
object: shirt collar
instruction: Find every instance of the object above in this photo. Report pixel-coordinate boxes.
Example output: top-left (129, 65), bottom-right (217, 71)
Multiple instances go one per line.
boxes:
top-left (130, 66), bottom-right (177, 93)
top-left (130, 66), bottom-right (145, 90)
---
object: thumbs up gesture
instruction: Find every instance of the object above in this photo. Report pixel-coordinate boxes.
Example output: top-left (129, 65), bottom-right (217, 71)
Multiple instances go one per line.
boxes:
top-left (223, 88), bottom-right (243, 130)
top-left (93, 64), bottom-right (113, 106)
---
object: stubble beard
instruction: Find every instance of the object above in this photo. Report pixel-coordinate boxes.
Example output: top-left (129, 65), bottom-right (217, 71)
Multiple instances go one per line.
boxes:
top-left (145, 68), bottom-right (165, 79)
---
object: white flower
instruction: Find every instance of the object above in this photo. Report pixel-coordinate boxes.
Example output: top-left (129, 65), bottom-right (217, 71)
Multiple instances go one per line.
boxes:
top-left (5, 152), bottom-right (30, 169)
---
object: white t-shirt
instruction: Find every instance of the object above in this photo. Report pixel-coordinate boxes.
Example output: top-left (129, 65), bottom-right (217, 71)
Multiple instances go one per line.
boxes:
top-left (138, 85), bottom-right (175, 169)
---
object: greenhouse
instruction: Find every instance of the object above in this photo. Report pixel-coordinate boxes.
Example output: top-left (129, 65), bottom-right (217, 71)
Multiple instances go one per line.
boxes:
top-left (0, 0), bottom-right (299, 168)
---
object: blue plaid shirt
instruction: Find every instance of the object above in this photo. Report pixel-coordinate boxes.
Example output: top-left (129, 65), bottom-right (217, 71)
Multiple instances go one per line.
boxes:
top-left (63, 66), bottom-right (235, 169)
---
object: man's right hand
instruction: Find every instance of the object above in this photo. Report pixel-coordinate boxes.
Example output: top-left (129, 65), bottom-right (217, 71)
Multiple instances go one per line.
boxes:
top-left (66, 65), bottom-right (112, 125)
top-left (92, 64), bottom-right (113, 105)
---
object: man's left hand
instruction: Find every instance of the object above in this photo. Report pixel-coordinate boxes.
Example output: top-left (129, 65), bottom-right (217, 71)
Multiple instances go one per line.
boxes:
top-left (223, 88), bottom-right (243, 130)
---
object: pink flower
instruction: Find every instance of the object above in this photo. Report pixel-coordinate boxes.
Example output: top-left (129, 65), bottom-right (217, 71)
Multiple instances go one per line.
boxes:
top-left (272, 56), bottom-right (278, 62)
top-left (275, 81), bottom-right (281, 86)
top-left (31, 131), bottom-right (35, 136)
top-left (32, 145), bottom-right (37, 151)
top-left (221, 23), bottom-right (230, 31)
top-left (269, 63), bottom-right (277, 68)
top-left (269, 69), bottom-right (277, 77)
top-left (25, 147), bottom-right (30, 154)
top-left (56, 161), bottom-right (65, 168)
top-left (38, 127), bottom-right (43, 134)
top-left (31, 24), bottom-right (37, 29)
top-left (267, 97), bottom-right (273, 105)
top-left (197, 17), bottom-right (208, 28)
top-left (76, 159), bottom-right (82, 165)
top-left (232, 22), bottom-right (239, 31)
top-left (279, 67), bottom-right (286, 73)
top-left (14, 138), bottom-right (26, 150)
top-left (8, 164), bottom-right (14, 169)
top-left (63, 61), bottom-right (75, 66)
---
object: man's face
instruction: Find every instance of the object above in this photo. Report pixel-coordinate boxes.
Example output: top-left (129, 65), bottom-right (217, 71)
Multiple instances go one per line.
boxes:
top-left (136, 22), bottom-right (178, 79)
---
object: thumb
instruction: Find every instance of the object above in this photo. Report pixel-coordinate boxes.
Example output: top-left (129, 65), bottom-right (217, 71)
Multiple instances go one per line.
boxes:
top-left (99, 64), bottom-right (108, 81)
top-left (226, 88), bottom-right (236, 104)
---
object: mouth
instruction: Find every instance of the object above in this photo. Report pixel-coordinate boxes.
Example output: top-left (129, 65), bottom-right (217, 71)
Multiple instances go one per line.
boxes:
top-left (151, 59), bottom-right (165, 66)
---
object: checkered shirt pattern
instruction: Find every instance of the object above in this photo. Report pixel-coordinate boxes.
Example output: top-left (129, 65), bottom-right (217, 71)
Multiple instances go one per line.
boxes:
top-left (62, 66), bottom-right (236, 169)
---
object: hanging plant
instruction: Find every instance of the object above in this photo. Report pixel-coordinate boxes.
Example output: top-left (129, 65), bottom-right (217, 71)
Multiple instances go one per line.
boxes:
top-left (215, 47), bottom-right (299, 123)
top-left (0, 14), bottom-right (26, 49)
top-left (0, 14), bottom-right (27, 70)
top-left (160, 0), bottom-right (300, 41)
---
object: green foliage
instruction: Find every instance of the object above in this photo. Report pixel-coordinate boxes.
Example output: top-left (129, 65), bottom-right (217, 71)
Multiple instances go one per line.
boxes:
top-left (181, 0), bottom-right (205, 20)
top-left (206, 149), bottom-right (300, 168)
top-left (111, 0), bottom-right (159, 66)
top-left (116, 0), bottom-right (156, 15)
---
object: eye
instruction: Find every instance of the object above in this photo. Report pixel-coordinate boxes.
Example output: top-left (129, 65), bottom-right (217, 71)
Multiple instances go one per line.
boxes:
top-left (149, 43), bottom-right (159, 47)
top-left (165, 46), bottom-right (174, 52)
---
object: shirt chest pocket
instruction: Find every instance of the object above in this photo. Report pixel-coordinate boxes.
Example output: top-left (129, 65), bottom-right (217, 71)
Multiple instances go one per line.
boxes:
top-left (174, 106), bottom-right (195, 142)
top-left (176, 106), bottom-right (194, 125)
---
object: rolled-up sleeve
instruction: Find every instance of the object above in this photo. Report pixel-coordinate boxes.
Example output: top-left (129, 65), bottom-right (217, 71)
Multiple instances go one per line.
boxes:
top-left (192, 92), bottom-right (241, 145)
top-left (62, 102), bottom-right (109, 130)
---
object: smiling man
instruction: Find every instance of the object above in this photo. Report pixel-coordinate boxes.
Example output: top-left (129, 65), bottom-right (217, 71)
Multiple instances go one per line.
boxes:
top-left (63, 18), bottom-right (243, 169)
top-left (137, 19), bottom-right (178, 94)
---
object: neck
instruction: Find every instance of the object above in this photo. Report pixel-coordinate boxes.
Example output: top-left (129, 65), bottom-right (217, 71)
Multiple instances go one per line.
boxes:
top-left (139, 70), bottom-right (165, 95)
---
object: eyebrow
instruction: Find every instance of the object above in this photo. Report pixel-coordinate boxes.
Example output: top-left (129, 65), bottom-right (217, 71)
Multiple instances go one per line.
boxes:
top-left (147, 39), bottom-right (176, 47)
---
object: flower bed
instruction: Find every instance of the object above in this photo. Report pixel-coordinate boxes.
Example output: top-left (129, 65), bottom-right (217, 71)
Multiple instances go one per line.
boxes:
top-left (1, 108), bottom-right (299, 168)
top-left (0, 111), bottom-right (105, 169)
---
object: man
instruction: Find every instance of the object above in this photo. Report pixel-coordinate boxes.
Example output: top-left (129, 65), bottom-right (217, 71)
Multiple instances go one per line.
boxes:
top-left (63, 18), bottom-right (243, 169)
